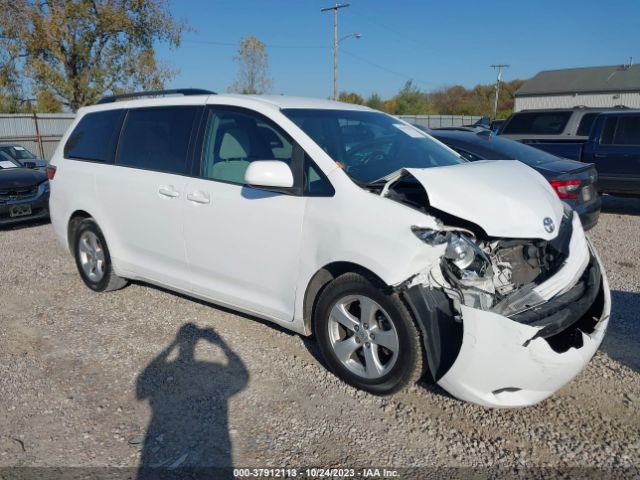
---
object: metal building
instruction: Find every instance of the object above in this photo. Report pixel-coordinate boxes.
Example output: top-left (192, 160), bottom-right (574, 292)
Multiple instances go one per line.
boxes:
top-left (514, 64), bottom-right (640, 111)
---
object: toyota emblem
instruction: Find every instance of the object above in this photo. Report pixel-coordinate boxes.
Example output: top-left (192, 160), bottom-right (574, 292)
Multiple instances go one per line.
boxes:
top-left (543, 217), bottom-right (555, 233)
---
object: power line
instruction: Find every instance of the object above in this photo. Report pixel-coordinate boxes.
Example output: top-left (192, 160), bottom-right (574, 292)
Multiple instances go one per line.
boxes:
top-left (183, 39), bottom-right (327, 49)
top-left (341, 49), bottom-right (435, 89)
top-left (183, 37), bottom-right (436, 92)
top-left (355, 13), bottom-right (424, 48)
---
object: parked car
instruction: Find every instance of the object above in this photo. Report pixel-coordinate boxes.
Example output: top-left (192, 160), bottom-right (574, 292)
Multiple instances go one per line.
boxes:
top-left (426, 128), bottom-right (601, 230)
top-left (0, 144), bottom-right (48, 170)
top-left (49, 90), bottom-right (610, 408)
top-left (498, 106), bottom-right (629, 159)
top-left (0, 155), bottom-right (50, 226)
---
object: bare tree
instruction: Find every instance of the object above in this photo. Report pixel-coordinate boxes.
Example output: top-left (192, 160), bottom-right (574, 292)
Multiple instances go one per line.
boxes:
top-left (229, 36), bottom-right (271, 94)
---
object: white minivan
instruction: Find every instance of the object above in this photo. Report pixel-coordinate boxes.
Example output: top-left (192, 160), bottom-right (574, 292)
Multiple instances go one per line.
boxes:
top-left (48, 90), bottom-right (610, 408)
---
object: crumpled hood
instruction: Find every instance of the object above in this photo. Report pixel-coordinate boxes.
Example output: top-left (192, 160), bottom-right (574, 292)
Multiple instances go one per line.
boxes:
top-left (405, 160), bottom-right (564, 240)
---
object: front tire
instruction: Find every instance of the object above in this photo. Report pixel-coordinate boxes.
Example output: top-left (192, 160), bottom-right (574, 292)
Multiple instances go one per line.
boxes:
top-left (73, 219), bottom-right (128, 292)
top-left (313, 273), bottom-right (424, 395)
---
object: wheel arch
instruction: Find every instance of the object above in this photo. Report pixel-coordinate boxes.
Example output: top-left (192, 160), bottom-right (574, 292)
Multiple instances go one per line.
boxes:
top-left (302, 261), bottom-right (388, 336)
top-left (67, 210), bottom-right (93, 252)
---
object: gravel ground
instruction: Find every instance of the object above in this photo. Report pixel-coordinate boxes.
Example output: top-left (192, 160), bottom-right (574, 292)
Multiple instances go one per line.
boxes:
top-left (0, 196), bottom-right (639, 477)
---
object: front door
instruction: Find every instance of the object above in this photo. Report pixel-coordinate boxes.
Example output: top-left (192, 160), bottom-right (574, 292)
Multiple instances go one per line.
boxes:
top-left (183, 107), bottom-right (306, 321)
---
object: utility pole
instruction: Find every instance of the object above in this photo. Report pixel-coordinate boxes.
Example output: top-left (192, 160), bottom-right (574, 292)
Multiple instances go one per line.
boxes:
top-left (321, 3), bottom-right (350, 100)
top-left (490, 64), bottom-right (510, 120)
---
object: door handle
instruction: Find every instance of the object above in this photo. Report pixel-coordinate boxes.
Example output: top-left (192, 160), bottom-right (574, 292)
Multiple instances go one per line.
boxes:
top-left (187, 191), bottom-right (210, 204)
top-left (593, 153), bottom-right (607, 158)
top-left (158, 186), bottom-right (180, 198)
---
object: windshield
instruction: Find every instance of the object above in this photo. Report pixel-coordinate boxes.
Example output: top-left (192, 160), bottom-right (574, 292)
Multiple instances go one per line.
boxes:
top-left (0, 146), bottom-right (38, 161)
top-left (282, 109), bottom-right (464, 183)
top-left (0, 152), bottom-right (22, 169)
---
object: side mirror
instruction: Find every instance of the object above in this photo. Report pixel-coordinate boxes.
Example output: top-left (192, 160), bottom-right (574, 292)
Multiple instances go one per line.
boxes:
top-left (22, 161), bottom-right (36, 169)
top-left (244, 161), bottom-right (294, 188)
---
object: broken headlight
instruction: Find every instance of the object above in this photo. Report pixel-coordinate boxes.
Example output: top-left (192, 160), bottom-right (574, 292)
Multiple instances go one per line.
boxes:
top-left (412, 227), bottom-right (490, 278)
top-left (444, 234), bottom-right (476, 270)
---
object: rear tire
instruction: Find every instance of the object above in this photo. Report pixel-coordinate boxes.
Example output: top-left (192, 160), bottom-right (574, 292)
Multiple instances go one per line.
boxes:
top-left (73, 219), bottom-right (128, 292)
top-left (313, 273), bottom-right (424, 395)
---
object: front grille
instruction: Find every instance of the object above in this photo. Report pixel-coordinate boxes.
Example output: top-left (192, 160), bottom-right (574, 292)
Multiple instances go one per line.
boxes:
top-left (0, 186), bottom-right (38, 202)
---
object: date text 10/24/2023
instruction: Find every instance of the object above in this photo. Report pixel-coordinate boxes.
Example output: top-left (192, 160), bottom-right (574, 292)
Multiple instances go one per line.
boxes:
top-left (233, 468), bottom-right (400, 478)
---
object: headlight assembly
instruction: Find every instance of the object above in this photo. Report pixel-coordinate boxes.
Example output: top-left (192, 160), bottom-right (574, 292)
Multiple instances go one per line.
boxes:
top-left (444, 234), bottom-right (476, 270)
top-left (412, 226), bottom-right (490, 278)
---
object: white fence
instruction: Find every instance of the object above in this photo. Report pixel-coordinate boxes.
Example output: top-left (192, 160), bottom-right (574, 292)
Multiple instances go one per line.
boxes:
top-left (0, 113), bottom-right (483, 161)
top-left (397, 115), bottom-right (483, 129)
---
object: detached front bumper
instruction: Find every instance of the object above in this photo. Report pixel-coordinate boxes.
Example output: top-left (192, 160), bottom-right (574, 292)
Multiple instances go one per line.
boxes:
top-left (405, 214), bottom-right (611, 408)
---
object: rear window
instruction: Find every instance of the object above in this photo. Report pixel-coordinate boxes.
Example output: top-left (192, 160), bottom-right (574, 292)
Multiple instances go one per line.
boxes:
top-left (576, 113), bottom-right (599, 136)
top-left (64, 110), bottom-right (124, 162)
top-left (501, 111), bottom-right (572, 135)
top-left (117, 107), bottom-right (198, 175)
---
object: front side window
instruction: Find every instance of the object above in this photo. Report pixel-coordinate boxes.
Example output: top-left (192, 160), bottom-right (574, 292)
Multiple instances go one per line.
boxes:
top-left (283, 109), bottom-right (463, 183)
top-left (200, 108), bottom-right (295, 185)
top-left (501, 111), bottom-right (572, 135)
top-left (64, 110), bottom-right (124, 162)
top-left (117, 107), bottom-right (197, 174)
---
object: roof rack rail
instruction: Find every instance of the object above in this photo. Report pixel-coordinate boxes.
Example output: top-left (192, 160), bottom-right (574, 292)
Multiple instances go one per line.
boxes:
top-left (96, 88), bottom-right (216, 105)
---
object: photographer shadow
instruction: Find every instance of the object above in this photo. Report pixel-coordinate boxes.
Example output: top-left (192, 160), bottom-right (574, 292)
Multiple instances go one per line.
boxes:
top-left (136, 323), bottom-right (248, 479)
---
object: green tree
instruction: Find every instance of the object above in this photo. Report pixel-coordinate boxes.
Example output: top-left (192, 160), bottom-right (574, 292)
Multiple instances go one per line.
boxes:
top-left (0, 93), bottom-right (31, 113)
top-left (393, 80), bottom-right (430, 115)
top-left (365, 93), bottom-right (384, 111)
top-left (229, 36), bottom-right (271, 94)
top-left (0, 0), bottom-right (185, 111)
top-left (338, 91), bottom-right (364, 105)
top-left (36, 90), bottom-right (62, 113)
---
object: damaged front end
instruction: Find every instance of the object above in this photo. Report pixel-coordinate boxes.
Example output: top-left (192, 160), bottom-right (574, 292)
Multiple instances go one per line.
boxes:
top-left (383, 168), bottom-right (611, 407)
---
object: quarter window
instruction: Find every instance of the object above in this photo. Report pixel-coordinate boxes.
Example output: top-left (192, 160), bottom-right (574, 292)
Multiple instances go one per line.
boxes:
top-left (64, 110), bottom-right (124, 162)
top-left (117, 107), bottom-right (197, 174)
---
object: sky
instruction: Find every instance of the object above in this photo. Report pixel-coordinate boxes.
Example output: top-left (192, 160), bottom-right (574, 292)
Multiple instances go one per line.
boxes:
top-left (156, 0), bottom-right (640, 100)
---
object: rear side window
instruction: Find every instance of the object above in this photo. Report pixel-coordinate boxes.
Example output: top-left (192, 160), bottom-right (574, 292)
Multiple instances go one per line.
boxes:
top-left (576, 113), bottom-right (599, 136)
top-left (501, 111), bottom-right (572, 135)
top-left (613, 116), bottom-right (640, 145)
top-left (64, 110), bottom-right (124, 162)
top-left (117, 107), bottom-right (197, 174)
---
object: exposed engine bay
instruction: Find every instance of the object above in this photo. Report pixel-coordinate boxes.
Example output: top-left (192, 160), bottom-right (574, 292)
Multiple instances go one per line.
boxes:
top-left (377, 171), bottom-right (574, 315)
